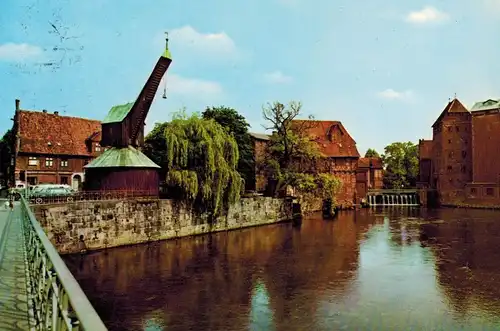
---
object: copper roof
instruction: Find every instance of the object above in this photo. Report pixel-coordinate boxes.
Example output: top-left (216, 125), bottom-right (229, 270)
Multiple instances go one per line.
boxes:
top-left (292, 120), bottom-right (360, 158)
top-left (249, 132), bottom-right (270, 141)
top-left (17, 110), bottom-right (101, 156)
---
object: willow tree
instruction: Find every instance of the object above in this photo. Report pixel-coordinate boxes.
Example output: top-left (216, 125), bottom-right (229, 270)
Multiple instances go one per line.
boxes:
top-left (261, 101), bottom-right (341, 212)
top-left (163, 111), bottom-right (243, 217)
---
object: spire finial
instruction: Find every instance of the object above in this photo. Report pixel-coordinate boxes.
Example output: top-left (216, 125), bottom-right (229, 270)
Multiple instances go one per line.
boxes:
top-left (162, 31), bottom-right (172, 59)
top-left (454, 92), bottom-right (457, 99)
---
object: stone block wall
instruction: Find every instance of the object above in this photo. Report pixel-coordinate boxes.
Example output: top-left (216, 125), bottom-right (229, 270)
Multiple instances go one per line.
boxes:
top-left (32, 197), bottom-right (292, 255)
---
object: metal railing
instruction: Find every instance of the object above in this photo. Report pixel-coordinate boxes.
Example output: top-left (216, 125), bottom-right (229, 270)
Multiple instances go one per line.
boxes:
top-left (20, 195), bottom-right (108, 330)
top-left (27, 189), bottom-right (159, 205)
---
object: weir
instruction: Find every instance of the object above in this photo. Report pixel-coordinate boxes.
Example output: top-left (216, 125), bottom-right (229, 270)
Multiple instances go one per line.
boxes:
top-left (366, 189), bottom-right (420, 206)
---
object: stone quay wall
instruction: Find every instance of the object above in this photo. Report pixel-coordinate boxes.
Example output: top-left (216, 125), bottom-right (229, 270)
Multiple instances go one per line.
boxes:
top-left (32, 197), bottom-right (292, 255)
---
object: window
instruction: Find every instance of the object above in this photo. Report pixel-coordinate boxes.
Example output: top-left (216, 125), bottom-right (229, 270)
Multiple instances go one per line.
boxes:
top-left (27, 177), bottom-right (37, 185)
top-left (45, 158), bottom-right (53, 167)
top-left (456, 126), bottom-right (459, 132)
top-left (447, 165), bottom-right (452, 171)
top-left (486, 188), bottom-right (494, 196)
top-left (471, 188), bottom-right (477, 195)
top-left (462, 151), bottom-right (467, 159)
top-left (95, 143), bottom-right (101, 152)
top-left (28, 157), bottom-right (38, 166)
top-left (60, 176), bottom-right (69, 185)
top-left (448, 151), bottom-right (454, 158)
top-left (61, 159), bottom-right (68, 167)
top-left (448, 126), bottom-right (452, 132)
top-left (448, 139), bottom-right (452, 144)
top-left (461, 165), bottom-right (466, 173)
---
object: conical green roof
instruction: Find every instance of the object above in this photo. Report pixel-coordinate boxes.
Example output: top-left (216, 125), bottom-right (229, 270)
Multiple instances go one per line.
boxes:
top-left (84, 146), bottom-right (160, 169)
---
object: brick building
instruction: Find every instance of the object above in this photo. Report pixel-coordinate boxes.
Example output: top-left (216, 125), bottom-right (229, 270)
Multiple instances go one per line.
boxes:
top-left (356, 157), bottom-right (383, 201)
top-left (250, 120), bottom-right (361, 208)
top-left (418, 97), bottom-right (500, 206)
top-left (11, 99), bottom-right (103, 190)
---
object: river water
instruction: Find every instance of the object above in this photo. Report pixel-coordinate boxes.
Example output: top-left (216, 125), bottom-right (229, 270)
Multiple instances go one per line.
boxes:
top-left (64, 207), bottom-right (500, 331)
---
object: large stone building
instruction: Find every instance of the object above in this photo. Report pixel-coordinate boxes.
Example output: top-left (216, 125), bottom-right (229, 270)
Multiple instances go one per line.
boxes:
top-left (250, 120), bottom-right (365, 208)
top-left (418, 97), bottom-right (500, 206)
top-left (10, 99), bottom-right (103, 190)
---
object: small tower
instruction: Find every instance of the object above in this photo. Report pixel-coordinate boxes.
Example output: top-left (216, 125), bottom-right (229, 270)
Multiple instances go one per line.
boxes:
top-left (84, 36), bottom-right (173, 195)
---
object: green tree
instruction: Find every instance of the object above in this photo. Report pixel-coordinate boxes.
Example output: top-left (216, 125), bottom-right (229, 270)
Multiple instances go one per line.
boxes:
top-left (381, 141), bottom-right (418, 189)
top-left (201, 106), bottom-right (254, 190)
top-left (364, 148), bottom-right (380, 158)
top-left (0, 129), bottom-right (14, 186)
top-left (144, 122), bottom-right (169, 177)
top-left (163, 110), bottom-right (243, 218)
top-left (261, 101), bottom-right (341, 210)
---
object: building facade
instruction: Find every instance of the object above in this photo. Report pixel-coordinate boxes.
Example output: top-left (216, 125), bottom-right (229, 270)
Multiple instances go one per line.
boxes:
top-left (418, 97), bottom-right (500, 206)
top-left (11, 99), bottom-right (103, 190)
top-left (250, 120), bottom-right (361, 208)
top-left (356, 157), bottom-right (384, 202)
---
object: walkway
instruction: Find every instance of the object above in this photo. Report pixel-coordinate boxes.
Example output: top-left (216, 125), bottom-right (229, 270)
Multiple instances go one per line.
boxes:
top-left (0, 200), bottom-right (32, 330)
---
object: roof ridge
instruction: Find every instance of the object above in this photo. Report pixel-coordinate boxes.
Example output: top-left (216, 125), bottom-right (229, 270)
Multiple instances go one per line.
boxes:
top-left (18, 109), bottom-right (101, 122)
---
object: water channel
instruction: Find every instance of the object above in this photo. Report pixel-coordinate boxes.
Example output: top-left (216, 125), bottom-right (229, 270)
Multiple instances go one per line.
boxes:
top-left (64, 207), bottom-right (500, 330)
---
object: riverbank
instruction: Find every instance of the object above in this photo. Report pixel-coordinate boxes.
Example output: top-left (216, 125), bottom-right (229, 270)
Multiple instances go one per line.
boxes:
top-left (32, 197), bottom-right (292, 254)
top-left (441, 203), bottom-right (500, 210)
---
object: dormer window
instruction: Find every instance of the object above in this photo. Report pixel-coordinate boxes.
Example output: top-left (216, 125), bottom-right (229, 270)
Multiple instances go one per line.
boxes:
top-left (95, 143), bottom-right (101, 152)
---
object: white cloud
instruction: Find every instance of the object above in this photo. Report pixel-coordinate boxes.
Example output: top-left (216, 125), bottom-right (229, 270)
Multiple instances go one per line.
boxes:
top-left (377, 88), bottom-right (414, 100)
top-left (0, 43), bottom-right (42, 62)
top-left (263, 71), bottom-right (293, 84)
top-left (165, 74), bottom-right (223, 97)
top-left (405, 6), bottom-right (449, 24)
top-left (484, 0), bottom-right (500, 11)
top-left (168, 26), bottom-right (237, 57)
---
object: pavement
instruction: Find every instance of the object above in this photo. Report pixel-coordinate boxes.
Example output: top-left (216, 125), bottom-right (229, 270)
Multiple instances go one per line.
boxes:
top-left (0, 200), bottom-right (32, 330)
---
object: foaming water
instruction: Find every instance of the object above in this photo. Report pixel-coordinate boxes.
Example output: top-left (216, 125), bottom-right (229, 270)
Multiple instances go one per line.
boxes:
top-left (64, 207), bottom-right (500, 330)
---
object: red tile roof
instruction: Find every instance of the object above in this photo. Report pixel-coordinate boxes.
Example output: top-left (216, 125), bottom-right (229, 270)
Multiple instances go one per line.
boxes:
top-left (432, 98), bottom-right (469, 128)
top-left (292, 120), bottom-right (360, 158)
top-left (419, 139), bottom-right (433, 159)
top-left (358, 157), bottom-right (383, 168)
top-left (17, 110), bottom-right (101, 156)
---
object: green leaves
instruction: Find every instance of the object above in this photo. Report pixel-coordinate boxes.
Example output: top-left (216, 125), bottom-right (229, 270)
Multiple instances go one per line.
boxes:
top-left (261, 101), bottom-right (341, 206)
top-left (381, 141), bottom-right (418, 189)
top-left (162, 112), bottom-right (243, 216)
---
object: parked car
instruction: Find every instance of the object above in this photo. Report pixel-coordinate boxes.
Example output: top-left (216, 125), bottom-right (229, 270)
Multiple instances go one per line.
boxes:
top-left (30, 186), bottom-right (78, 204)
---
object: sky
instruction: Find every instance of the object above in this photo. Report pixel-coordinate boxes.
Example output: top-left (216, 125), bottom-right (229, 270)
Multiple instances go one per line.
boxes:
top-left (1, 0), bottom-right (500, 155)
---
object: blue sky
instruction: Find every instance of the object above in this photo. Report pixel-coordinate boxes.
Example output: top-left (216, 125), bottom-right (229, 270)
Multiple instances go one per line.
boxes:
top-left (1, 0), bottom-right (499, 155)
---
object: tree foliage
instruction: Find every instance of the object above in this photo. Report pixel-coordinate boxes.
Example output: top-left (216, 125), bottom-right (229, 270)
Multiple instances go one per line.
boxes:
top-left (162, 110), bottom-right (243, 217)
top-left (261, 101), bottom-right (341, 208)
top-left (381, 141), bottom-right (418, 189)
top-left (144, 122), bottom-right (169, 168)
top-left (201, 106), bottom-right (254, 190)
top-left (365, 148), bottom-right (380, 158)
top-left (0, 129), bottom-right (14, 185)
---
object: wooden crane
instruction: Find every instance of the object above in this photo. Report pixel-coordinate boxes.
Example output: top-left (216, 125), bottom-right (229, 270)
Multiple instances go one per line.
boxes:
top-left (100, 33), bottom-right (172, 148)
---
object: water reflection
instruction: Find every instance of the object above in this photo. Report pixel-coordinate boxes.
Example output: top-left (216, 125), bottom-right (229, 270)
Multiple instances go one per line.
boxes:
top-left (64, 207), bottom-right (500, 330)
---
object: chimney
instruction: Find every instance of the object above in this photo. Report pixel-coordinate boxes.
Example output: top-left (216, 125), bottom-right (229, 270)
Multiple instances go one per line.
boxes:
top-left (42, 109), bottom-right (47, 113)
top-left (54, 111), bottom-right (59, 116)
top-left (15, 99), bottom-right (20, 111)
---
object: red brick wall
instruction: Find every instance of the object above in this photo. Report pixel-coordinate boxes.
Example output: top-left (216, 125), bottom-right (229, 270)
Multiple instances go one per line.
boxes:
top-left (432, 112), bottom-right (472, 204)
top-left (472, 112), bottom-right (500, 183)
top-left (15, 154), bottom-right (93, 185)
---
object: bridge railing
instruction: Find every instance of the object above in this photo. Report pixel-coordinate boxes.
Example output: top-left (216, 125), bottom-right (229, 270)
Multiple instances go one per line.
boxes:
top-left (20, 195), bottom-right (107, 331)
